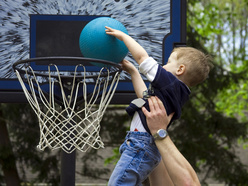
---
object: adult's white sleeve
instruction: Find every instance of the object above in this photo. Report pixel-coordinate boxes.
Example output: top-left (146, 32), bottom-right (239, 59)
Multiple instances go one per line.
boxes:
top-left (139, 57), bottom-right (158, 82)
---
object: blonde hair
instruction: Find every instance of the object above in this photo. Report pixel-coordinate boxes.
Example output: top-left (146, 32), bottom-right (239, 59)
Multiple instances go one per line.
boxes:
top-left (172, 47), bottom-right (212, 87)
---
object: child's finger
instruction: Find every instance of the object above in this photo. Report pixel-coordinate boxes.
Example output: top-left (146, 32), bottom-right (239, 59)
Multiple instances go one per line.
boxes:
top-left (105, 26), bottom-right (114, 31)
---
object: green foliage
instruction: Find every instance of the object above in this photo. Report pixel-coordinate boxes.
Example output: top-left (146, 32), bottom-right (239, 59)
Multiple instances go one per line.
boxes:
top-left (0, 100), bottom-right (129, 185)
top-left (0, 103), bottom-right (129, 185)
top-left (100, 109), bottom-right (130, 144)
top-left (104, 147), bottom-right (120, 165)
top-left (215, 79), bottom-right (248, 121)
top-left (170, 72), bottom-right (248, 184)
top-left (1, 1), bottom-right (248, 185)
top-left (186, 0), bottom-right (248, 184)
top-left (188, 2), bottom-right (224, 38)
top-left (0, 103), bottom-right (60, 185)
top-left (77, 108), bottom-right (128, 181)
top-left (80, 148), bottom-right (110, 180)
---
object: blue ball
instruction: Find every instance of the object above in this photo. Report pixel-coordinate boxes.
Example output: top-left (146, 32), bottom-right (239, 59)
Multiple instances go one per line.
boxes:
top-left (79, 17), bottom-right (128, 65)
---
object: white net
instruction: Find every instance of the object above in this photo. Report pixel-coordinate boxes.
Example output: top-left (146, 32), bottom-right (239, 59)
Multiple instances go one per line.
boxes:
top-left (15, 64), bottom-right (120, 153)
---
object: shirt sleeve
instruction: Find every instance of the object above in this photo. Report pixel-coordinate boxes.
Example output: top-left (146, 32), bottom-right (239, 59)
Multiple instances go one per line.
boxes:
top-left (139, 57), bottom-right (158, 82)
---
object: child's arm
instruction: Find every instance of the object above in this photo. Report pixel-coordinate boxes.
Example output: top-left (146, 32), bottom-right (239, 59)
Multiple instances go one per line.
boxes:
top-left (105, 26), bottom-right (149, 65)
top-left (121, 59), bottom-right (147, 98)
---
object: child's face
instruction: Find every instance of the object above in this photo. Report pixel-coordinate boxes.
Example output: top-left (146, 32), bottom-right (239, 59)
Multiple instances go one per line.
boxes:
top-left (162, 52), bottom-right (180, 75)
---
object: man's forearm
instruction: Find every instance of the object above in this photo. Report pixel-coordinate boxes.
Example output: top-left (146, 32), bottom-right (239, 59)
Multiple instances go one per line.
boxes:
top-left (149, 161), bottom-right (173, 186)
top-left (155, 137), bottom-right (201, 186)
top-left (142, 97), bottom-right (200, 185)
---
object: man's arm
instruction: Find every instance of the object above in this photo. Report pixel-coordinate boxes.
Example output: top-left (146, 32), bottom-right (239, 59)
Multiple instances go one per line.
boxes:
top-left (105, 26), bottom-right (149, 65)
top-left (142, 97), bottom-right (201, 186)
top-left (149, 161), bottom-right (173, 186)
top-left (154, 135), bottom-right (200, 186)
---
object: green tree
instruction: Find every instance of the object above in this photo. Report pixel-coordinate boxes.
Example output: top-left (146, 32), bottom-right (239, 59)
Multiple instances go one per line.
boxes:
top-left (0, 105), bottom-right (20, 186)
top-left (188, 0), bottom-right (248, 120)
top-left (0, 103), bottom-right (128, 185)
top-left (1, 0), bottom-right (248, 185)
top-left (182, 0), bottom-right (248, 184)
top-left (78, 109), bottom-right (129, 181)
top-left (0, 103), bottom-right (60, 185)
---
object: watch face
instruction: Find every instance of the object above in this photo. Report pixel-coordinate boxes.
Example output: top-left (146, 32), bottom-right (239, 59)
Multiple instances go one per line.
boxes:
top-left (158, 129), bottom-right (166, 138)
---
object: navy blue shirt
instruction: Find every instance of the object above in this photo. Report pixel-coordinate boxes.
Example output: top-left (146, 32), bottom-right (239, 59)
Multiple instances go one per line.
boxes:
top-left (126, 65), bottom-right (191, 134)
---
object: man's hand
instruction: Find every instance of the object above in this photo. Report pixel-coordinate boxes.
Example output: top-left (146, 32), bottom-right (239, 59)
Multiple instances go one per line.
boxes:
top-left (142, 96), bottom-right (174, 135)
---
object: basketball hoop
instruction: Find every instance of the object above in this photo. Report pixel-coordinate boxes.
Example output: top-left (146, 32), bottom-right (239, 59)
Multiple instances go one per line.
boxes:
top-left (13, 57), bottom-right (122, 153)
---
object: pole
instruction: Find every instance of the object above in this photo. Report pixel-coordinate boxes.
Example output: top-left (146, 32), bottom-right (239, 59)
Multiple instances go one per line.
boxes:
top-left (60, 150), bottom-right (76, 186)
top-left (60, 92), bottom-right (76, 186)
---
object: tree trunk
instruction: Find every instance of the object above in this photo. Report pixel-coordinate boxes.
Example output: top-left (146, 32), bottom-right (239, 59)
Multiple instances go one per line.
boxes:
top-left (0, 107), bottom-right (21, 186)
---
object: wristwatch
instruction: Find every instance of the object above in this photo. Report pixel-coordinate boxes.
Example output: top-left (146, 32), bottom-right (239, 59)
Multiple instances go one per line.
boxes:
top-left (153, 129), bottom-right (168, 140)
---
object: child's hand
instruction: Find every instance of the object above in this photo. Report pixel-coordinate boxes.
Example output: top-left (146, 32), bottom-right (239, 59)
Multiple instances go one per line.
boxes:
top-left (121, 59), bottom-right (137, 74)
top-left (105, 26), bottom-right (126, 41)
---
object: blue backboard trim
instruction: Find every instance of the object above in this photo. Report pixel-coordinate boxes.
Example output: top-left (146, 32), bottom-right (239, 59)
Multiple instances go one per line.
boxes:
top-left (163, 0), bottom-right (184, 64)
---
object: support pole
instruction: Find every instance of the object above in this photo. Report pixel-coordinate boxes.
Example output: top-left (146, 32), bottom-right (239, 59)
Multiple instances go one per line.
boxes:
top-left (60, 92), bottom-right (76, 186)
top-left (60, 150), bottom-right (76, 186)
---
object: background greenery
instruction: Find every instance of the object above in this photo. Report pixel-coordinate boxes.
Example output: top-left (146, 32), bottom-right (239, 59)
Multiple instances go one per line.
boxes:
top-left (1, 0), bottom-right (248, 185)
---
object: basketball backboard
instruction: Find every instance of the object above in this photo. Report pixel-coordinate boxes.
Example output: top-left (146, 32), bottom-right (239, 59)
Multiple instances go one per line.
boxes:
top-left (0, 0), bottom-right (186, 104)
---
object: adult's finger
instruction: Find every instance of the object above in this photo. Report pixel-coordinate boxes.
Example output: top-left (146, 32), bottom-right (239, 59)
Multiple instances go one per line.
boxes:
top-left (150, 96), bottom-right (159, 111)
top-left (147, 97), bottom-right (155, 112)
top-left (155, 96), bottom-right (164, 110)
top-left (147, 96), bottom-right (162, 112)
top-left (167, 112), bottom-right (175, 121)
top-left (142, 106), bottom-right (150, 117)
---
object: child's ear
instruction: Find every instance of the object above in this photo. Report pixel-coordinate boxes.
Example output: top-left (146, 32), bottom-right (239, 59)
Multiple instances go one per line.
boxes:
top-left (176, 64), bottom-right (186, 76)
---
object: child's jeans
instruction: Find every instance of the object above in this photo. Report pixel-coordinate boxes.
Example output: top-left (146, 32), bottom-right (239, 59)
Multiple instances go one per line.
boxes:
top-left (108, 131), bottom-right (161, 186)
